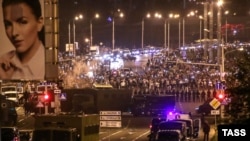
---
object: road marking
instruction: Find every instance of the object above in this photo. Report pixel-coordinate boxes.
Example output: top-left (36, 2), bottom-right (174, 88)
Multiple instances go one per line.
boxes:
top-left (101, 130), bottom-right (122, 140)
top-left (120, 136), bottom-right (126, 140)
top-left (132, 130), bottom-right (150, 141)
top-left (18, 119), bottom-right (24, 122)
top-left (124, 119), bottom-right (131, 129)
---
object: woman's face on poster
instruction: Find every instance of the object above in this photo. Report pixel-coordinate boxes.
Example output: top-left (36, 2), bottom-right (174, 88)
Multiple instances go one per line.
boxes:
top-left (3, 3), bottom-right (43, 54)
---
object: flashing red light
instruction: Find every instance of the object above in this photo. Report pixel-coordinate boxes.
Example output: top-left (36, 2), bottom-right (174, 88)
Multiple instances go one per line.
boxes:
top-left (218, 93), bottom-right (225, 100)
top-left (44, 94), bottom-right (49, 100)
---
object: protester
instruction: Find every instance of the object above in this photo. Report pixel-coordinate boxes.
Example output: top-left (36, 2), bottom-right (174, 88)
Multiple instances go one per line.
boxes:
top-left (202, 120), bottom-right (210, 141)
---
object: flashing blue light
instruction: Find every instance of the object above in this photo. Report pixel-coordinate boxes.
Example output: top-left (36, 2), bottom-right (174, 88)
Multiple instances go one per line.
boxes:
top-left (107, 17), bottom-right (112, 22)
top-left (169, 112), bottom-right (173, 115)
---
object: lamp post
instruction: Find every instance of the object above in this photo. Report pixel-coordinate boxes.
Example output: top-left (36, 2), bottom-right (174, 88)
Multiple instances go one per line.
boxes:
top-left (167, 13), bottom-right (180, 57)
top-left (182, 18), bottom-right (185, 47)
top-left (154, 12), bottom-right (164, 49)
top-left (224, 10), bottom-right (229, 44)
top-left (142, 19), bottom-right (144, 49)
top-left (68, 14), bottom-right (83, 57)
top-left (217, 0), bottom-right (223, 66)
top-left (179, 19), bottom-right (181, 49)
top-left (112, 10), bottom-right (124, 51)
top-left (199, 15), bottom-right (203, 47)
top-left (90, 13), bottom-right (100, 47)
top-left (112, 19), bottom-right (115, 51)
top-left (164, 19), bottom-right (167, 50)
top-left (141, 14), bottom-right (151, 49)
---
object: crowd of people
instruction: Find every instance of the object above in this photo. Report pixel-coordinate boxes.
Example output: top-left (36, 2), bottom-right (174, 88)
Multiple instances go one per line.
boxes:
top-left (58, 47), bottom-right (227, 104)
top-left (107, 52), bottom-right (221, 103)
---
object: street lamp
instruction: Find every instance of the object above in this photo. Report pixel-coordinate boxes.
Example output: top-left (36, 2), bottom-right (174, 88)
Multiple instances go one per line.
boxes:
top-left (178, 18), bottom-right (181, 50)
top-left (154, 12), bottom-right (164, 48)
top-left (68, 14), bottom-right (83, 57)
top-left (167, 13), bottom-right (180, 56)
top-left (90, 13), bottom-right (100, 47)
top-left (142, 13), bottom-right (151, 49)
top-left (199, 15), bottom-right (203, 47)
top-left (85, 38), bottom-right (90, 45)
top-left (111, 10), bottom-right (124, 51)
top-left (217, 0), bottom-right (223, 65)
top-left (224, 10), bottom-right (229, 44)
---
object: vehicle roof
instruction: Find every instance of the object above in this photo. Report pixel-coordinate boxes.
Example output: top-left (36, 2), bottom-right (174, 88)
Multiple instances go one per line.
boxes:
top-left (1, 126), bottom-right (19, 131)
top-left (93, 83), bottom-right (113, 89)
top-left (2, 91), bottom-right (18, 94)
top-left (33, 127), bottom-right (77, 132)
top-left (159, 121), bottom-right (187, 129)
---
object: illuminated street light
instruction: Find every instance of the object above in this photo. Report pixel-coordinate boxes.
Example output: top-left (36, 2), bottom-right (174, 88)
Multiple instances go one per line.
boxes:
top-left (85, 38), bottom-right (90, 46)
top-left (167, 13), bottom-right (179, 57)
top-left (199, 15), bottom-right (203, 47)
top-left (154, 12), bottom-right (162, 19)
top-left (217, 0), bottom-right (223, 80)
top-left (224, 10), bottom-right (229, 44)
top-left (112, 10), bottom-right (124, 51)
top-left (68, 14), bottom-right (83, 57)
top-left (90, 13), bottom-right (100, 47)
top-left (141, 13), bottom-right (151, 49)
top-left (182, 10), bottom-right (197, 48)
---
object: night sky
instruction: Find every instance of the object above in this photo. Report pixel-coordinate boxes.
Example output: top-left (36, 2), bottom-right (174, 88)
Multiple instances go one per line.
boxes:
top-left (58, 0), bottom-right (250, 51)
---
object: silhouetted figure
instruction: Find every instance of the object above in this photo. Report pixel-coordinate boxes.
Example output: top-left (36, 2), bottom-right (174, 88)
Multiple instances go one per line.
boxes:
top-left (202, 120), bottom-right (210, 141)
top-left (23, 102), bottom-right (31, 115)
top-left (23, 91), bottom-right (30, 103)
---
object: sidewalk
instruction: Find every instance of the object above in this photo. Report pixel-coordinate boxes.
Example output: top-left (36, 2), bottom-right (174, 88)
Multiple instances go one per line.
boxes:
top-left (193, 124), bottom-right (217, 141)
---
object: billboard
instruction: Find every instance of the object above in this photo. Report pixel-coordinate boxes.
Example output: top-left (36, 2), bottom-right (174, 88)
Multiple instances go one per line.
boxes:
top-left (0, 0), bottom-right (58, 81)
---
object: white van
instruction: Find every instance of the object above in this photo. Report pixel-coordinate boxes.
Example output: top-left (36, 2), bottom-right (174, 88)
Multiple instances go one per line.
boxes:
top-left (1, 85), bottom-right (17, 93)
top-left (36, 85), bottom-right (53, 93)
top-left (2, 91), bottom-right (19, 104)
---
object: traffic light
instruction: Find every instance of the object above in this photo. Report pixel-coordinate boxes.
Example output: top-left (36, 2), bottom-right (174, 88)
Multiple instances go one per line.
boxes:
top-left (217, 93), bottom-right (225, 100)
top-left (43, 90), bottom-right (54, 102)
top-left (216, 90), bottom-right (225, 101)
top-left (44, 94), bottom-right (50, 102)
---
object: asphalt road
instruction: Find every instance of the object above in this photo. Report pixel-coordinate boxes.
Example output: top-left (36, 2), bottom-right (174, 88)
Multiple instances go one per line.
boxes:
top-left (16, 101), bottom-right (216, 141)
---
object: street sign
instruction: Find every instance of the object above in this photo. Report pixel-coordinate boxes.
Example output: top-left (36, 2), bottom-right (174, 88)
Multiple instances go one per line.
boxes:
top-left (100, 111), bottom-right (122, 128)
top-left (100, 121), bottom-right (122, 128)
top-left (209, 98), bottom-right (221, 109)
top-left (59, 93), bottom-right (67, 101)
top-left (54, 89), bottom-right (61, 93)
top-left (100, 111), bottom-right (121, 115)
top-left (211, 110), bottom-right (220, 115)
top-left (100, 115), bottom-right (121, 121)
top-left (36, 101), bottom-right (44, 108)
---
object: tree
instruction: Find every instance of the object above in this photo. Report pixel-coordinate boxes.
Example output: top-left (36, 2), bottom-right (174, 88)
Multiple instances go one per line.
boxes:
top-left (225, 50), bottom-right (250, 124)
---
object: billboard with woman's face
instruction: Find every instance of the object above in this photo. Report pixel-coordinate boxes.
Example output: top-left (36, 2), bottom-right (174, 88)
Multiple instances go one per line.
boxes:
top-left (0, 0), bottom-right (45, 80)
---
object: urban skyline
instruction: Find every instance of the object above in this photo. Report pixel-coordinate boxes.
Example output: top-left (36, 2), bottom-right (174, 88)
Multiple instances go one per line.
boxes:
top-left (58, 0), bottom-right (250, 52)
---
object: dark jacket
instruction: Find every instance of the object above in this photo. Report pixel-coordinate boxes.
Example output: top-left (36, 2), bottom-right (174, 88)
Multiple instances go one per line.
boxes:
top-left (202, 121), bottom-right (210, 133)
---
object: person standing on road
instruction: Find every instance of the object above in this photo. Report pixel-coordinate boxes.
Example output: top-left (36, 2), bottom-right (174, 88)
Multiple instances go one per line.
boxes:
top-left (202, 120), bottom-right (210, 141)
